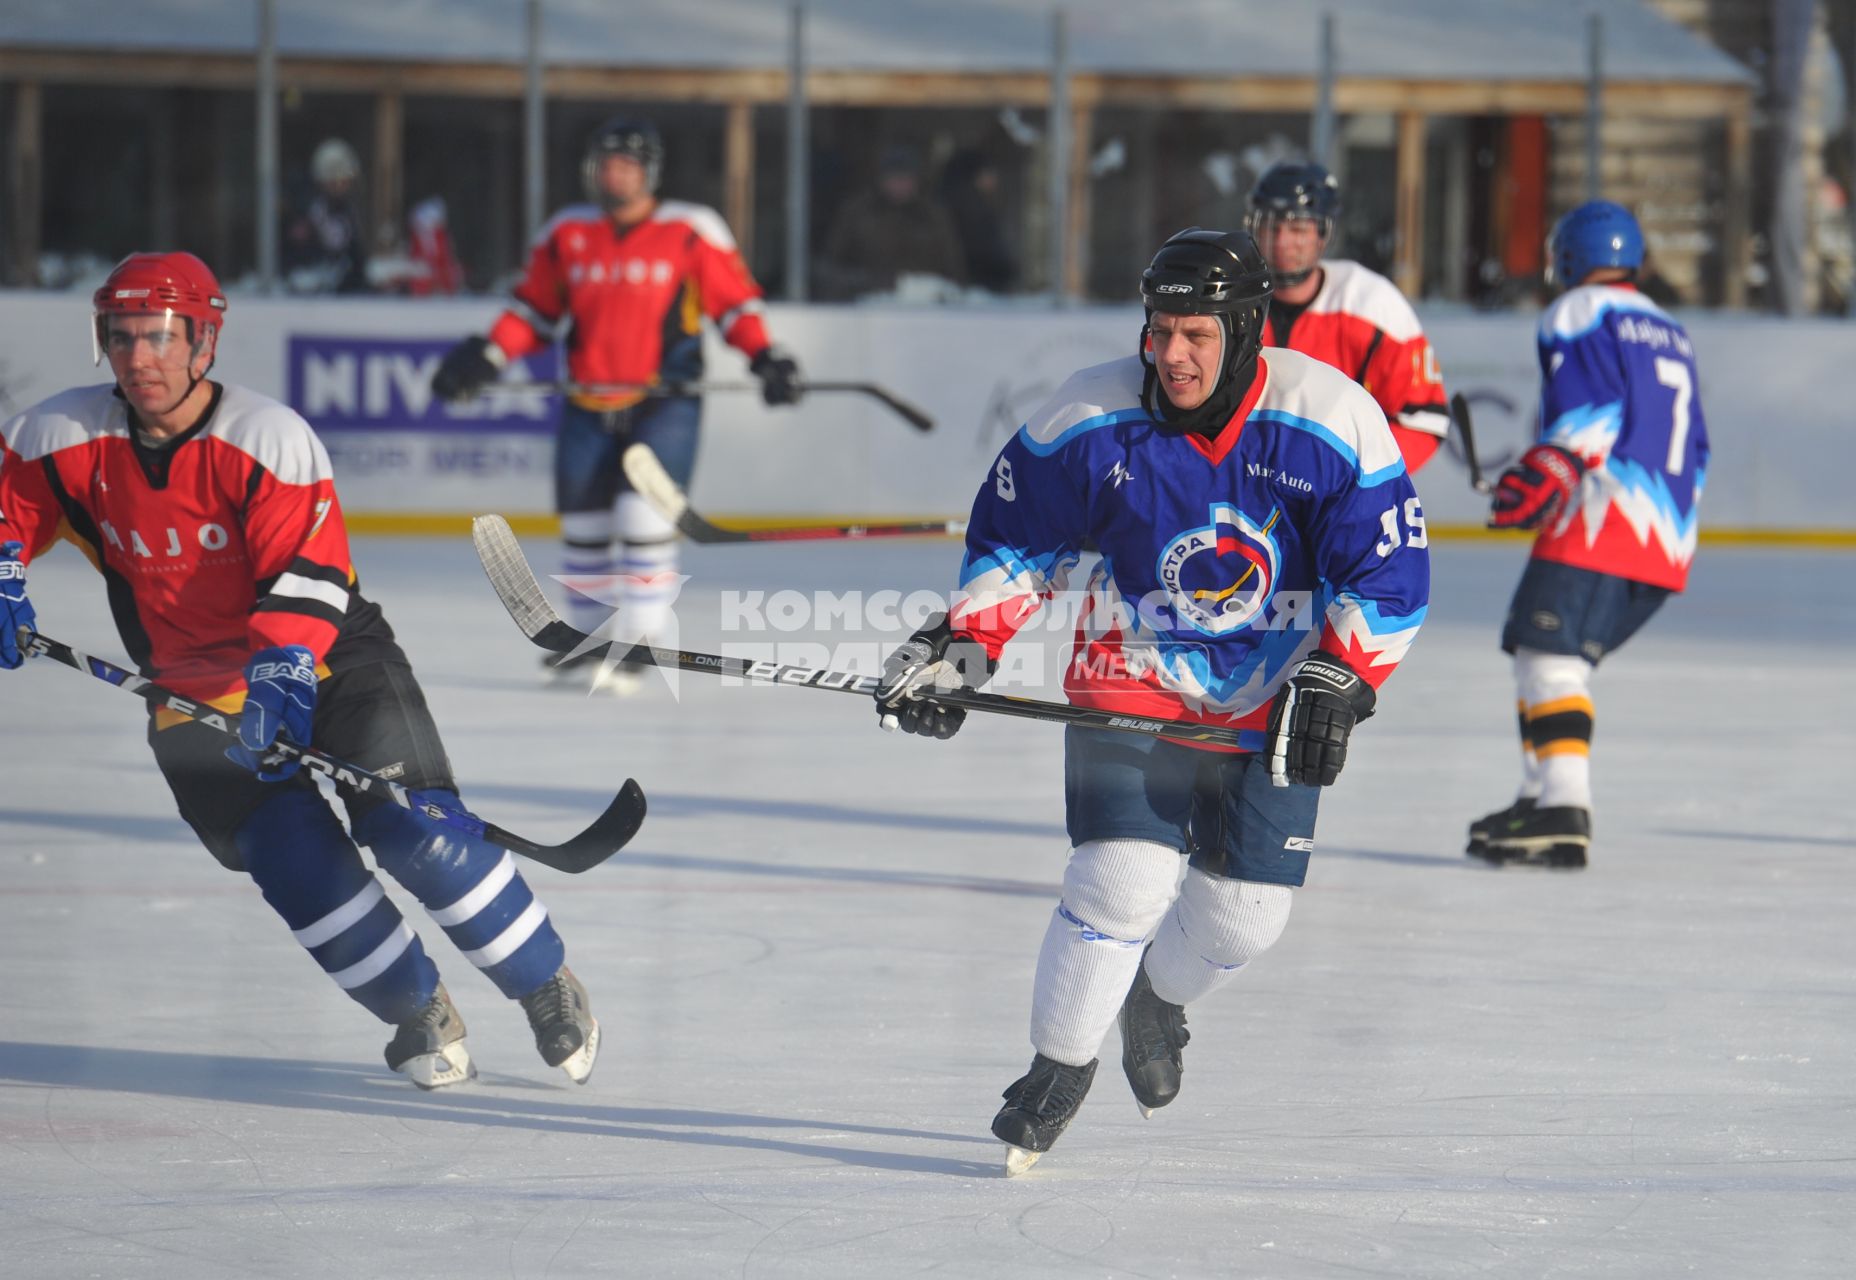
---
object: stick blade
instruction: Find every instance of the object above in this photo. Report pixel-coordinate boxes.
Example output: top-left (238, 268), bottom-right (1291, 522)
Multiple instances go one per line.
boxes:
top-left (620, 444), bottom-right (691, 525)
top-left (471, 514), bottom-right (591, 655)
top-left (488, 777), bottom-right (648, 874)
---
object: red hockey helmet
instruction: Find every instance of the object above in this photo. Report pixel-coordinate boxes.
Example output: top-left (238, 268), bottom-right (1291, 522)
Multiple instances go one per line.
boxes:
top-left (91, 252), bottom-right (228, 365)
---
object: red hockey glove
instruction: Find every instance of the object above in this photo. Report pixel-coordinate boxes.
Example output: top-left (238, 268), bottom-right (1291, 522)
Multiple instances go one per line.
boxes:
top-left (1488, 443), bottom-right (1585, 531)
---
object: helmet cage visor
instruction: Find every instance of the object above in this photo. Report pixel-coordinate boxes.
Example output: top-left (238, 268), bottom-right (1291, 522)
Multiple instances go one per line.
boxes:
top-left (582, 124), bottom-right (664, 202)
top-left (93, 309), bottom-right (208, 369)
top-left (1244, 206), bottom-right (1333, 246)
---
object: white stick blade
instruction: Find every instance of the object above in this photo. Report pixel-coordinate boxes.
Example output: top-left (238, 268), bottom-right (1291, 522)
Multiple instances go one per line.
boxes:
top-left (620, 443), bottom-right (689, 523)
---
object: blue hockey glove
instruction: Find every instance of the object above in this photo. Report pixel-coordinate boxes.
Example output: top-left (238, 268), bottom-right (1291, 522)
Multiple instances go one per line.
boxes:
top-left (1489, 443), bottom-right (1585, 531)
top-left (0, 540), bottom-right (36, 671)
top-left (1265, 652), bottom-right (1376, 788)
top-left (750, 346), bottom-right (803, 407)
top-left (226, 644), bottom-right (318, 781)
top-left (874, 612), bottom-right (995, 740)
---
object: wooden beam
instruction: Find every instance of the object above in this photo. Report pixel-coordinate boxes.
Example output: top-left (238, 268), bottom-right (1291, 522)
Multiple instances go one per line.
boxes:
top-left (8, 81), bottom-right (41, 286)
top-left (1393, 111), bottom-right (1426, 299)
top-left (723, 100), bottom-right (754, 264)
top-left (373, 90), bottom-right (403, 259)
top-left (0, 46), bottom-right (1757, 121)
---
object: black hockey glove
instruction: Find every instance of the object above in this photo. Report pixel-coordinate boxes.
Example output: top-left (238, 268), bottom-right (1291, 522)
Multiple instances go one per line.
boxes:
top-left (874, 612), bottom-right (995, 739)
top-left (750, 346), bottom-right (803, 407)
top-left (1265, 652), bottom-right (1376, 788)
top-left (431, 336), bottom-right (507, 404)
top-left (1488, 443), bottom-right (1584, 531)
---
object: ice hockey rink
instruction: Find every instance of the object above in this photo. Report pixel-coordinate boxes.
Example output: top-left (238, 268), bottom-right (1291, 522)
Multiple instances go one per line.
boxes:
top-left (2, 531), bottom-right (1851, 1278)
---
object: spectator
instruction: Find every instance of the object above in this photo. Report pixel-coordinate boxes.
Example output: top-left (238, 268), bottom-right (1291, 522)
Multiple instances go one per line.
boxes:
top-left (282, 138), bottom-right (370, 294)
top-left (941, 148), bottom-right (1018, 293)
top-left (405, 196), bottom-right (464, 296)
top-left (816, 144), bottom-right (966, 301)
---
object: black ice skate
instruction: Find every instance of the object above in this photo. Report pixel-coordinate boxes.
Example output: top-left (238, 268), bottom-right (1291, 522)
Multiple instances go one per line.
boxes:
top-left (1119, 959), bottom-right (1189, 1117)
top-left (991, 1054), bottom-right (1098, 1176)
top-left (384, 983), bottom-right (475, 1090)
top-left (1476, 805), bottom-right (1591, 869)
top-left (1465, 796), bottom-right (1537, 858)
top-left (520, 966), bottom-right (601, 1084)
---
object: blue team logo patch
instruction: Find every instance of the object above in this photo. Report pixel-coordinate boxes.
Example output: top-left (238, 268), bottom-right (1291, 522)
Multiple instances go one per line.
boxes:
top-left (1157, 503), bottom-right (1281, 635)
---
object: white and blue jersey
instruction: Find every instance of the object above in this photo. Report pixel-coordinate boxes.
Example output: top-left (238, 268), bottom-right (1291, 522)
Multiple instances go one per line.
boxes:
top-left (1532, 283), bottom-right (1709, 590)
top-left (951, 349), bottom-right (1429, 751)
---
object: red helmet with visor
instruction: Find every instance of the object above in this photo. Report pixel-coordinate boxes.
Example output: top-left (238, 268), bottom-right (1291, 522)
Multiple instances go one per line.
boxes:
top-left (91, 252), bottom-right (228, 366)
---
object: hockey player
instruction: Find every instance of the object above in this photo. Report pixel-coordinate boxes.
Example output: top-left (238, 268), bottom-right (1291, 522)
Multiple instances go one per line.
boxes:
top-left (1246, 162), bottom-right (1451, 474)
top-left (430, 116), bottom-right (802, 690)
top-left (873, 228), bottom-right (1429, 1171)
top-left (0, 252), bottom-right (600, 1090)
top-left (1468, 201), bottom-right (1708, 869)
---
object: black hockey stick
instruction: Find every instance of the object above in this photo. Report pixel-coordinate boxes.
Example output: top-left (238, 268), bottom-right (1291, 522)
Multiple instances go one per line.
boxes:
top-left (1451, 392), bottom-right (1492, 494)
top-left (16, 628), bottom-right (646, 874)
top-left (553, 379), bottom-right (934, 433)
top-left (471, 514), bottom-right (1254, 750)
top-left (620, 443), bottom-right (966, 544)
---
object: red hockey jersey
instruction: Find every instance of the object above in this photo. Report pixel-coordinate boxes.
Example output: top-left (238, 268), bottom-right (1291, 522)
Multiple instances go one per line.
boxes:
top-left (487, 200), bottom-right (772, 408)
top-left (0, 383), bottom-right (393, 704)
top-left (1262, 259), bottom-right (1449, 473)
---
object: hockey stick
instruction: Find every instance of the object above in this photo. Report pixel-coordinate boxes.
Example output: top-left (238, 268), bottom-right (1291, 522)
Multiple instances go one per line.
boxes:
top-left (621, 443), bottom-right (967, 544)
top-left (471, 513), bottom-right (1255, 750)
top-left (16, 627), bottom-right (646, 874)
top-left (553, 379), bottom-right (935, 433)
top-left (1450, 392), bottom-right (1492, 494)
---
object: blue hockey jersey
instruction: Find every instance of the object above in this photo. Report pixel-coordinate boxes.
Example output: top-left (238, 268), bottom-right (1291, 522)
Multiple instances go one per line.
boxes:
top-left (950, 348), bottom-right (1430, 751)
top-left (1532, 283), bottom-right (1709, 590)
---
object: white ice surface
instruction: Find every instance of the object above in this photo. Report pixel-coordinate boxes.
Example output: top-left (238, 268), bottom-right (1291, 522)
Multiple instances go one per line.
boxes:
top-left (2, 534), bottom-right (1852, 1278)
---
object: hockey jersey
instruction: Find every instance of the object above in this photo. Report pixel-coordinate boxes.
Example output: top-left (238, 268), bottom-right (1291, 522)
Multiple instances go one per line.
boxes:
top-left (1262, 259), bottom-right (1450, 473)
top-left (1529, 284), bottom-right (1708, 591)
top-left (0, 383), bottom-right (396, 705)
top-left (952, 348), bottom-right (1429, 752)
top-left (488, 200), bottom-right (772, 408)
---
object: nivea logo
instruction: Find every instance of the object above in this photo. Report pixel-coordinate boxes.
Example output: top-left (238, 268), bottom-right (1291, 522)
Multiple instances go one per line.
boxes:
top-left (287, 335), bottom-right (559, 432)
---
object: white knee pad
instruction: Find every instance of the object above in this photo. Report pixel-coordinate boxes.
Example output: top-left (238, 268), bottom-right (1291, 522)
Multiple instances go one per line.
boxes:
top-left (1515, 647), bottom-right (1592, 706)
top-left (1029, 839), bottom-right (1180, 1065)
top-left (1145, 868), bottom-right (1293, 1007)
top-left (1059, 838), bottom-right (1182, 945)
top-left (616, 491), bottom-right (676, 544)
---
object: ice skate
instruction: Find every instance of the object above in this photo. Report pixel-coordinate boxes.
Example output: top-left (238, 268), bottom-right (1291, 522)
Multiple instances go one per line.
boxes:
top-left (1477, 805), bottom-right (1590, 869)
top-left (1119, 958), bottom-right (1189, 1118)
top-left (587, 656), bottom-right (648, 697)
top-left (1466, 796), bottom-right (1536, 858)
top-left (384, 984), bottom-right (475, 1090)
top-left (991, 1054), bottom-right (1097, 1175)
top-left (540, 649), bottom-right (603, 684)
top-left (520, 966), bottom-right (600, 1084)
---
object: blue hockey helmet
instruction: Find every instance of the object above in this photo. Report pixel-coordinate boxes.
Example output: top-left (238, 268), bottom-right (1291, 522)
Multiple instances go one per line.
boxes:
top-left (1547, 201), bottom-right (1644, 286)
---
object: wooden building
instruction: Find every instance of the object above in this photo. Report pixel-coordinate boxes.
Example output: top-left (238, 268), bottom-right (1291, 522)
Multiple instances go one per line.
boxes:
top-left (1, 0), bottom-right (1758, 304)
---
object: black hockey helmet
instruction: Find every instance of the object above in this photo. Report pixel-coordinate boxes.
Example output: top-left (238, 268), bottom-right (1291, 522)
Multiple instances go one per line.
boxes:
top-left (582, 115), bottom-right (664, 203)
top-left (1140, 227), bottom-right (1274, 380)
